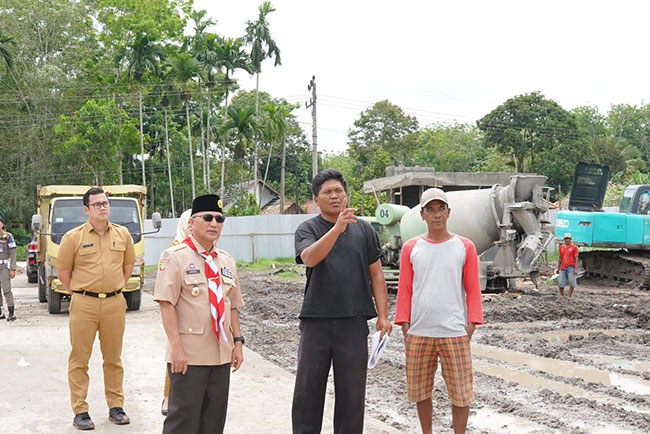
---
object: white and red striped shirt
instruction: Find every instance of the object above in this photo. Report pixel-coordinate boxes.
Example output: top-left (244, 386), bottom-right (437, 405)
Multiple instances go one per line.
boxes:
top-left (395, 234), bottom-right (483, 338)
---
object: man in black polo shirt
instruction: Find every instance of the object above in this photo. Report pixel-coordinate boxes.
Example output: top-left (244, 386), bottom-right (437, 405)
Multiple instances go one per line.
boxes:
top-left (292, 169), bottom-right (392, 434)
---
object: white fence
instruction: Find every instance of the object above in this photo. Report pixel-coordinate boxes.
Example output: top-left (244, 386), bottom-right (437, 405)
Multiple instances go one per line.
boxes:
top-left (144, 214), bottom-right (316, 265)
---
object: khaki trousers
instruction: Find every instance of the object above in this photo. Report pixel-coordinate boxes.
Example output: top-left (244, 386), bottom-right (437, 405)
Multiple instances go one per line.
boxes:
top-left (0, 268), bottom-right (14, 308)
top-left (68, 292), bottom-right (126, 414)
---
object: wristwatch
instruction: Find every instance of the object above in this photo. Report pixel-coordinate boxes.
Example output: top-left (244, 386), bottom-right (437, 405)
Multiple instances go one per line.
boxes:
top-left (233, 336), bottom-right (245, 345)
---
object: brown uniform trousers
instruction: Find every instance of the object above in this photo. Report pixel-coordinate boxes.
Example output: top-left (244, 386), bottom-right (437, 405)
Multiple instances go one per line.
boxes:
top-left (57, 221), bottom-right (135, 414)
top-left (0, 232), bottom-right (16, 308)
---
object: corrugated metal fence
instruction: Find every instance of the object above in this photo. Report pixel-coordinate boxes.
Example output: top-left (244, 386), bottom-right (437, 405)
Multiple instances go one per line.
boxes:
top-left (144, 214), bottom-right (316, 265)
top-left (145, 207), bottom-right (613, 265)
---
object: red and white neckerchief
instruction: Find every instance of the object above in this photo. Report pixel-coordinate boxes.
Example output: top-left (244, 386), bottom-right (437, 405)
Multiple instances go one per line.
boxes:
top-left (183, 237), bottom-right (227, 342)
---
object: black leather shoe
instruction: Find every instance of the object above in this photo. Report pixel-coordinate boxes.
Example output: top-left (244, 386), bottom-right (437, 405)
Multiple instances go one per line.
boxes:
top-left (161, 398), bottom-right (168, 416)
top-left (73, 412), bottom-right (95, 430)
top-left (109, 407), bottom-right (130, 425)
top-left (7, 313), bottom-right (16, 321)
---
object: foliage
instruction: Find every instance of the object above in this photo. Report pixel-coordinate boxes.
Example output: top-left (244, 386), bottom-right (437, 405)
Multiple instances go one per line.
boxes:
top-left (414, 124), bottom-right (486, 172)
top-left (348, 100), bottom-right (419, 170)
top-left (227, 193), bottom-right (261, 216)
top-left (53, 99), bottom-right (141, 184)
top-left (477, 92), bottom-right (581, 174)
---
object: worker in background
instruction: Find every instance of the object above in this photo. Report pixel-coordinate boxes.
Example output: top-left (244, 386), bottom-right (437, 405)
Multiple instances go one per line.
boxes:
top-left (0, 217), bottom-right (17, 321)
top-left (160, 208), bottom-right (192, 417)
top-left (557, 233), bottom-right (579, 297)
top-left (394, 188), bottom-right (483, 434)
top-left (57, 187), bottom-right (135, 430)
top-left (292, 169), bottom-right (392, 434)
top-left (154, 195), bottom-right (244, 434)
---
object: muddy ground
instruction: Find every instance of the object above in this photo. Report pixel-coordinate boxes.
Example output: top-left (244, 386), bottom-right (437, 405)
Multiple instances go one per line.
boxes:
top-left (144, 266), bottom-right (650, 433)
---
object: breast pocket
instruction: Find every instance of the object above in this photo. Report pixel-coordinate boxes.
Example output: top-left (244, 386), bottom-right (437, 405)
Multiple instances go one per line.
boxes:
top-left (77, 245), bottom-right (98, 256)
top-left (183, 273), bottom-right (207, 299)
top-left (221, 275), bottom-right (237, 296)
top-left (110, 240), bottom-right (126, 252)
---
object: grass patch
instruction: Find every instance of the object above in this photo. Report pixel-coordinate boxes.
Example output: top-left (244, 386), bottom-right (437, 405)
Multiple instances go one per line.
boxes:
top-left (237, 257), bottom-right (296, 271)
top-left (144, 265), bottom-right (158, 272)
top-left (15, 244), bottom-right (27, 262)
top-left (276, 271), bottom-right (303, 281)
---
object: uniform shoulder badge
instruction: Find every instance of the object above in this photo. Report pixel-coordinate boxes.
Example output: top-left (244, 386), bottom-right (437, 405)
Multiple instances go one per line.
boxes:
top-left (159, 256), bottom-right (170, 272)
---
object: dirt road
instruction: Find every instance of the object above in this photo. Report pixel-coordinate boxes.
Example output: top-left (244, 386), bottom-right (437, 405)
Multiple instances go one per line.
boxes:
top-left (3, 262), bottom-right (650, 433)
top-left (0, 267), bottom-right (398, 434)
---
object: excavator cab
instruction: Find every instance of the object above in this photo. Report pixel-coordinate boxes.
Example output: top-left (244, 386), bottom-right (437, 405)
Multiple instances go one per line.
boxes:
top-left (619, 185), bottom-right (650, 215)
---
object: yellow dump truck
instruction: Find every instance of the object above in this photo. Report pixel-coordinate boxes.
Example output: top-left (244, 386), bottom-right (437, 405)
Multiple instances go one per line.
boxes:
top-left (31, 185), bottom-right (161, 313)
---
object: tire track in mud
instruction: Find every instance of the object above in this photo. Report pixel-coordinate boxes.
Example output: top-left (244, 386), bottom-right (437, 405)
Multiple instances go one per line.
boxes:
top-left (192, 269), bottom-right (650, 433)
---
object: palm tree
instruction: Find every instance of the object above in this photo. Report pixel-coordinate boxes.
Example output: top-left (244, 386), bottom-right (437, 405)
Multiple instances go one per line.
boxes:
top-left (260, 101), bottom-right (290, 207)
top-left (0, 26), bottom-right (16, 71)
top-left (213, 37), bottom-right (253, 198)
top-left (220, 106), bottom-right (259, 202)
top-left (245, 2), bottom-right (282, 203)
top-left (166, 52), bottom-right (203, 198)
top-left (189, 11), bottom-right (217, 189)
top-left (115, 34), bottom-right (164, 217)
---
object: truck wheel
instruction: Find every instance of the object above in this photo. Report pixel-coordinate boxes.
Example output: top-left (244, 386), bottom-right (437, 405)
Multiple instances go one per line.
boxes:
top-left (48, 288), bottom-right (61, 314)
top-left (125, 290), bottom-right (141, 311)
top-left (38, 266), bottom-right (47, 303)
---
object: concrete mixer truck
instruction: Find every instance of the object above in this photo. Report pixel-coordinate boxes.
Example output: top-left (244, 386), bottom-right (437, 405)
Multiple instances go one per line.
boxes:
top-left (375, 175), bottom-right (554, 291)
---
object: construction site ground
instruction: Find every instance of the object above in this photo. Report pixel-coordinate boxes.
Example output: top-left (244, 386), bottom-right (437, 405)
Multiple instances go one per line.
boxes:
top-left (2, 261), bottom-right (650, 433)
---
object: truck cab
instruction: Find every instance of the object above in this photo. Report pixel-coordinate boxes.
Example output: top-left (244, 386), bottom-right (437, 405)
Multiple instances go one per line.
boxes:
top-left (33, 185), bottom-right (159, 313)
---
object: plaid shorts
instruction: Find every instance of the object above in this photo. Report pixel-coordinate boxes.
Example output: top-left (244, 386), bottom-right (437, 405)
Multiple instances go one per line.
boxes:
top-left (404, 334), bottom-right (474, 406)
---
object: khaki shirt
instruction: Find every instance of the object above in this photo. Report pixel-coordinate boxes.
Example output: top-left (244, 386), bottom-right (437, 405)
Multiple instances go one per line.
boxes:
top-left (0, 232), bottom-right (17, 270)
top-left (153, 236), bottom-right (244, 366)
top-left (57, 221), bottom-right (136, 292)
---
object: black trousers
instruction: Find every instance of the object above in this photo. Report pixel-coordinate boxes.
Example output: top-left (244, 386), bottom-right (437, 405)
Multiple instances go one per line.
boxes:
top-left (292, 317), bottom-right (370, 434)
top-left (163, 363), bottom-right (230, 434)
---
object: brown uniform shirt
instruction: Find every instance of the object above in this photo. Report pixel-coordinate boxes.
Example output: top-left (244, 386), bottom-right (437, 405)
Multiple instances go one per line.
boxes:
top-left (0, 232), bottom-right (17, 270)
top-left (57, 221), bottom-right (136, 292)
top-left (153, 237), bottom-right (244, 366)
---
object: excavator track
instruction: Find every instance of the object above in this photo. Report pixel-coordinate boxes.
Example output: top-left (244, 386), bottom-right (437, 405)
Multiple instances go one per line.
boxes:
top-left (580, 250), bottom-right (650, 289)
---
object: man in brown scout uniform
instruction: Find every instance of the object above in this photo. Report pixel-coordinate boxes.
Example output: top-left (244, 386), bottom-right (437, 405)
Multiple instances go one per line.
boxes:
top-left (57, 187), bottom-right (136, 430)
top-left (154, 194), bottom-right (244, 434)
top-left (0, 217), bottom-right (17, 321)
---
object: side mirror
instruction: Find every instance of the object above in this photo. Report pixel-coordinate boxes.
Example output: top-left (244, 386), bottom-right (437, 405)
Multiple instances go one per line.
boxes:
top-left (152, 212), bottom-right (162, 230)
top-left (31, 214), bottom-right (42, 232)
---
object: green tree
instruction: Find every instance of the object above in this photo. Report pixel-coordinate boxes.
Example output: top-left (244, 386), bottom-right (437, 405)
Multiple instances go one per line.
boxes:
top-left (477, 91), bottom-right (581, 173)
top-left (244, 1), bottom-right (282, 202)
top-left (166, 52), bottom-right (203, 198)
top-left (53, 99), bottom-right (140, 184)
top-left (414, 124), bottom-right (485, 172)
top-left (348, 100), bottom-right (419, 170)
top-left (213, 37), bottom-right (252, 197)
top-left (115, 33), bottom-right (165, 209)
top-left (0, 26), bottom-right (16, 71)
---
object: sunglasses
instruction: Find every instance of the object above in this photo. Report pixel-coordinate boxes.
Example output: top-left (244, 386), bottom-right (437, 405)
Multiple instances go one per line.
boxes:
top-left (196, 214), bottom-right (226, 223)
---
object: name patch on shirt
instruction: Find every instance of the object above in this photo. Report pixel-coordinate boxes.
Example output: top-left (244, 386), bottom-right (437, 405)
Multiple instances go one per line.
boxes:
top-left (186, 269), bottom-right (201, 275)
top-left (82, 243), bottom-right (94, 248)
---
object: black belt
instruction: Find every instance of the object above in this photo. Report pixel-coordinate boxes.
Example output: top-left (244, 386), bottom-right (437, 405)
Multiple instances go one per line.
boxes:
top-left (73, 290), bottom-right (122, 299)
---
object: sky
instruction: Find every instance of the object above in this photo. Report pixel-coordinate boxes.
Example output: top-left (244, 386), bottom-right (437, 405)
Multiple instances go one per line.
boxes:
top-left (193, 0), bottom-right (650, 155)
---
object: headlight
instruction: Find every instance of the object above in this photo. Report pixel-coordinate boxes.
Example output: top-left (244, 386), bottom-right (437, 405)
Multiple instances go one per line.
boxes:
top-left (132, 255), bottom-right (145, 275)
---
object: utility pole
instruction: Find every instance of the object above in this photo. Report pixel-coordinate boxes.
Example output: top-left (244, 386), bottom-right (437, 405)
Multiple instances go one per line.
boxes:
top-left (306, 76), bottom-right (318, 179)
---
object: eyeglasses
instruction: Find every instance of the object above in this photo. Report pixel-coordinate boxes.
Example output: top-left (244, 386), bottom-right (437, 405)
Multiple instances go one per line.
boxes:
top-left (88, 201), bottom-right (110, 209)
top-left (195, 214), bottom-right (226, 223)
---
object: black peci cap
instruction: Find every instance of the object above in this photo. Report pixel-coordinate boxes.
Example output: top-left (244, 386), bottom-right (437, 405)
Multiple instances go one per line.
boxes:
top-left (191, 194), bottom-right (223, 215)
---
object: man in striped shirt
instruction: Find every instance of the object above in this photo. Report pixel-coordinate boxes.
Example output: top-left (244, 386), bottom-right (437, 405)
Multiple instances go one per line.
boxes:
top-left (395, 188), bottom-right (483, 434)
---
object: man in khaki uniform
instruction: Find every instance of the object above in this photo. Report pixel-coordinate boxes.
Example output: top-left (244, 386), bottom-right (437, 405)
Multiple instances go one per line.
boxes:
top-left (57, 187), bottom-right (136, 431)
top-left (0, 217), bottom-right (17, 321)
top-left (154, 194), bottom-right (244, 434)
